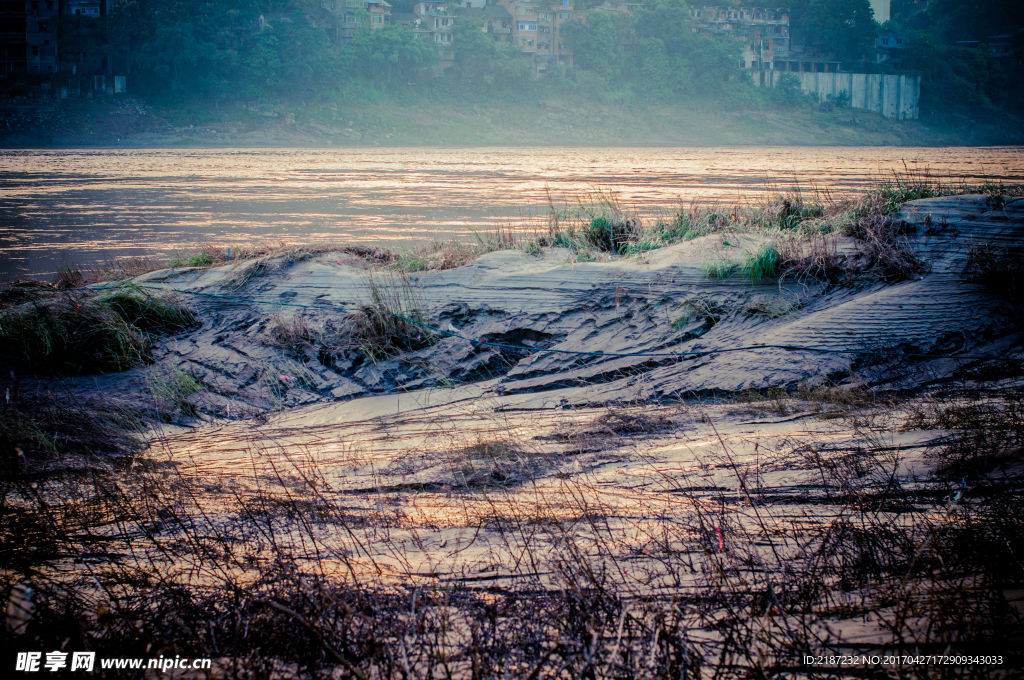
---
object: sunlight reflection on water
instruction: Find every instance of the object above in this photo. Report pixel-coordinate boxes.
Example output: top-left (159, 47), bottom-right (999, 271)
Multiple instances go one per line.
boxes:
top-left (2, 145), bottom-right (1022, 280)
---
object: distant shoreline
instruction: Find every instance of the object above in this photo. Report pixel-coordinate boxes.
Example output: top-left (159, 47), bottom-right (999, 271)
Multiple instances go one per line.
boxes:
top-left (2, 96), bottom-right (1021, 149)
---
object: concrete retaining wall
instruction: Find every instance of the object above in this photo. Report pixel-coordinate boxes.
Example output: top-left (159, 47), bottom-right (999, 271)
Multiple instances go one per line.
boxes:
top-left (753, 70), bottom-right (920, 120)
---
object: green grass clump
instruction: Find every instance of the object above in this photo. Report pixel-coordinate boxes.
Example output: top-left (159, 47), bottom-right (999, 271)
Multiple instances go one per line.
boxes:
top-left (0, 295), bottom-right (149, 373)
top-left (170, 251), bottom-right (215, 268)
top-left (394, 257), bottom-right (427, 272)
top-left (702, 260), bottom-right (738, 280)
top-left (739, 243), bottom-right (781, 284)
top-left (0, 285), bottom-right (196, 375)
top-left (149, 369), bottom-right (203, 419)
top-left (99, 284), bottom-right (197, 334)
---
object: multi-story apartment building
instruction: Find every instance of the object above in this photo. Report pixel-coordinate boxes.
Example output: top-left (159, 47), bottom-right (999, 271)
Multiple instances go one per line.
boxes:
top-left (689, 6), bottom-right (790, 70)
top-left (2, 0), bottom-right (108, 80)
top-left (412, 1), bottom-right (454, 63)
top-left (27, 0), bottom-right (60, 74)
top-left (497, 0), bottom-right (573, 74)
top-left (1, 0), bottom-right (65, 77)
top-left (324, 0), bottom-right (392, 44)
top-left (1, 1), bottom-right (28, 77)
top-left (489, 15), bottom-right (512, 46)
top-left (592, 1), bottom-right (643, 16)
top-left (65, 0), bottom-right (100, 17)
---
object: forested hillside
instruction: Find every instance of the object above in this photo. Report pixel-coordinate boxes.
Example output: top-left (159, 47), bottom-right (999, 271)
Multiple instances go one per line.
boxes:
top-left (4, 0), bottom-right (1023, 140)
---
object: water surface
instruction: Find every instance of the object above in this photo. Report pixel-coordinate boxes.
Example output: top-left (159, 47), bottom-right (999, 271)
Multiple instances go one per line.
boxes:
top-left (2, 146), bottom-right (1022, 280)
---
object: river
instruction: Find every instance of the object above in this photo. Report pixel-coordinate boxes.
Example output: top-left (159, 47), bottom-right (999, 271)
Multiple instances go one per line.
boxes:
top-left (2, 145), bottom-right (1023, 280)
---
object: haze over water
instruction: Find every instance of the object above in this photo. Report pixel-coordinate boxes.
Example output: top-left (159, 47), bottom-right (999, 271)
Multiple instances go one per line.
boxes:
top-left (2, 145), bottom-right (1023, 280)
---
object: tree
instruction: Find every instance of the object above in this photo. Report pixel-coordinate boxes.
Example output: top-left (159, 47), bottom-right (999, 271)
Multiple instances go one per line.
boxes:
top-left (343, 23), bottom-right (437, 88)
top-left (245, 17), bottom-right (339, 96)
top-left (452, 18), bottom-right (532, 88)
top-left (632, 0), bottom-right (694, 59)
top-left (788, 0), bottom-right (879, 62)
top-left (134, 23), bottom-right (223, 92)
top-left (560, 10), bottom-right (629, 81)
top-left (927, 0), bottom-right (1024, 44)
top-left (633, 0), bottom-right (742, 98)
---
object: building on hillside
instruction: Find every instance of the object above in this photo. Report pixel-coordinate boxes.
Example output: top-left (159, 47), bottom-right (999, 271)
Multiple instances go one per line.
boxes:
top-left (875, 29), bottom-right (906, 69)
top-left (413, 1), bottom-right (455, 65)
top-left (1, 0), bottom-right (28, 77)
top-left (27, 0), bottom-right (61, 74)
top-left (985, 34), bottom-right (1017, 65)
top-left (955, 34), bottom-right (1020, 68)
top-left (0, 0), bottom-right (128, 96)
top-left (496, 0), bottom-right (574, 74)
top-left (489, 15), bottom-right (512, 45)
top-left (592, 1), bottom-right (643, 15)
top-left (324, 0), bottom-right (392, 44)
top-left (65, 0), bottom-right (101, 17)
top-left (688, 6), bottom-right (791, 70)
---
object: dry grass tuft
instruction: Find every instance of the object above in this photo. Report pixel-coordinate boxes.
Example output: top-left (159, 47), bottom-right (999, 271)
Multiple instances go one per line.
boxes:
top-left (349, 271), bottom-right (436, 362)
top-left (849, 214), bottom-right (929, 282)
top-left (906, 392), bottom-right (1024, 478)
top-left (268, 312), bottom-right (321, 355)
top-left (392, 240), bottom-right (482, 273)
top-left (447, 439), bottom-right (544, 487)
top-left (0, 380), bottom-right (143, 479)
top-left (962, 242), bottom-right (1024, 296)
top-left (777, 232), bottom-right (848, 284)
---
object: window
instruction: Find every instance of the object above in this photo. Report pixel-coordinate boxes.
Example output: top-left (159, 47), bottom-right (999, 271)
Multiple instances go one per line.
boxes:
top-left (46, 0), bottom-right (53, 9)
top-left (518, 22), bottom-right (536, 30)
top-left (347, 0), bottom-right (359, 6)
top-left (561, 0), bottom-right (570, 6)
top-left (372, 13), bottom-right (382, 23)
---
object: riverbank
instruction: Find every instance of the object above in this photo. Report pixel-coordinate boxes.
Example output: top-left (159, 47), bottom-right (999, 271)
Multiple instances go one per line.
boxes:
top-left (2, 182), bottom-right (1023, 675)
top-left (2, 95), bottom-right (1021, 148)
